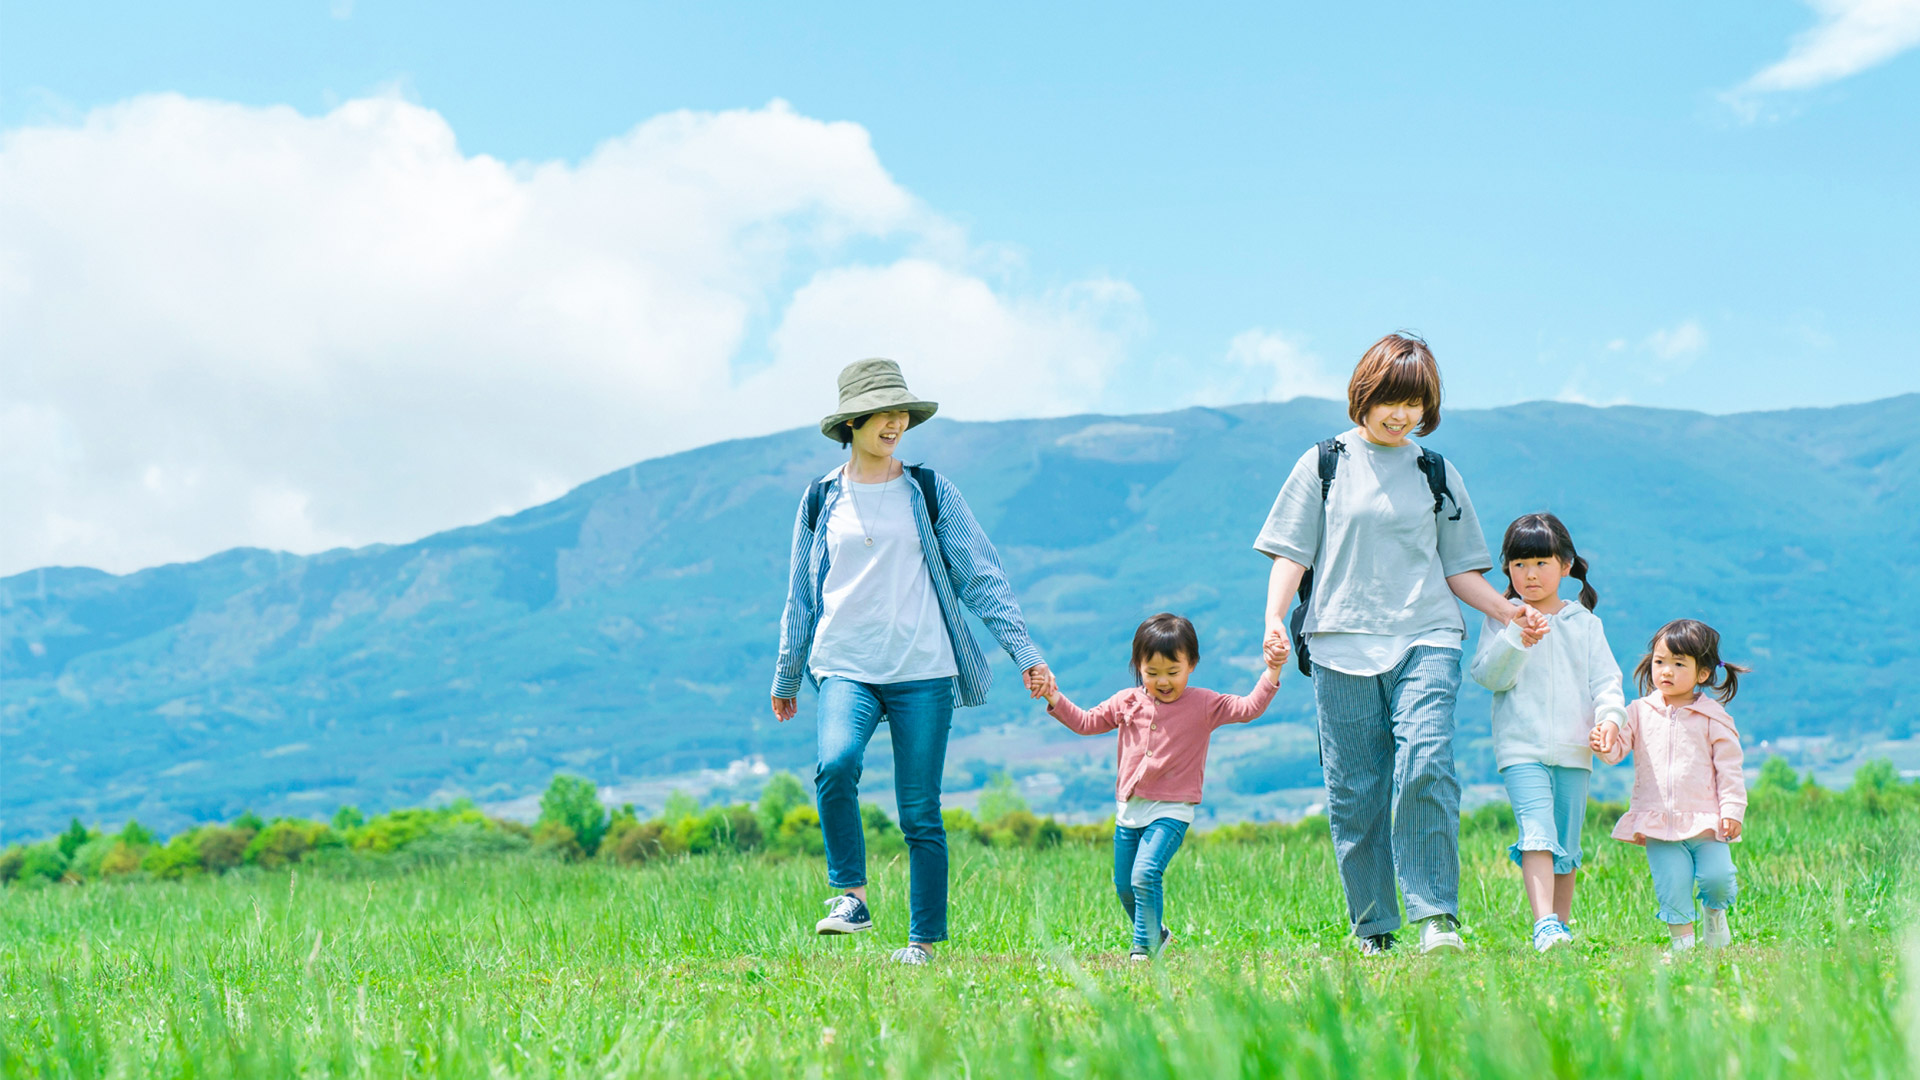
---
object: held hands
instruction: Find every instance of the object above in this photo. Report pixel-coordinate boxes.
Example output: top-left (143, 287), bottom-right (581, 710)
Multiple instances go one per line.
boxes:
top-left (1720, 818), bottom-right (1743, 842)
top-left (1588, 721), bottom-right (1619, 754)
top-left (771, 696), bottom-right (797, 723)
top-left (1263, 630), bottom-right (1291, 675)
top-left (1024, 663), bottom-right (1057, 704)
top-left (1514, 605), bottom-right (1552, 648)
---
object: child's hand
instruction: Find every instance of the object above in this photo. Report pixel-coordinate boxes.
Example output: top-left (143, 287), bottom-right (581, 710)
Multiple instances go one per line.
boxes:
top-left (1516, 606), bottom-right (1551, 647)
top-left (1720, 818), bottom-right (1742, 841)
top-left (1589, 722), bottom-right (1618, 753)
top-left (1263, 631), bottom-right (1290, 673)
top-left (1024, 664), bottom-right (1057, 703)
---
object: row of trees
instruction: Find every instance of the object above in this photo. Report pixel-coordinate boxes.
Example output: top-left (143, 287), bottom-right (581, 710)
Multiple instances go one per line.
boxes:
top-left (4, 757), bottom-right (1910, 889)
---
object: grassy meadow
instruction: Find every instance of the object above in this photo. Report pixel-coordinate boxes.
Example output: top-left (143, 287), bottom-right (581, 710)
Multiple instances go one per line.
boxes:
top-left (2, 784), bottom-right (1916, 1078)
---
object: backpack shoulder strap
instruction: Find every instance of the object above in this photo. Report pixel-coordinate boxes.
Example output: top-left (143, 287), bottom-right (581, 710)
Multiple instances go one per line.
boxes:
top-left (1416, 448), bottom-right (1463, 521)
top-left (1315, 437), bottom-right (1345, 501)
top-left (905, 464), bottom-right (941, 529)
top-left (802, 475), bottom-right (831, 532)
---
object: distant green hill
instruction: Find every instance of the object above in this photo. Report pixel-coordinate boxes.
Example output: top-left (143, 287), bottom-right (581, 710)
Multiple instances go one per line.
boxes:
top-left (4, 394), bottom-right (1916, 839)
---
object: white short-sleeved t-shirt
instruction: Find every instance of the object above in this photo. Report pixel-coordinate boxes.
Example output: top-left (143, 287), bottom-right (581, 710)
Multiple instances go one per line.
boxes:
top-left (809, 474), bottom-right (959, 685)
top-left (1253, 432), bottom-right (1493, 677)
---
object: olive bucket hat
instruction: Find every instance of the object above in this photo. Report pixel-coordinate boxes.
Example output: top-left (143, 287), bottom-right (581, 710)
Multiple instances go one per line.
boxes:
top-left (818, 358), bottom-right (940, 443)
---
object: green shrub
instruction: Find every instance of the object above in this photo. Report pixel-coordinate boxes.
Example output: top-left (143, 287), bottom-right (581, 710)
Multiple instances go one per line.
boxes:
top-left (533, 821), bottom-right (584, 861)
top-left (245, 821), bottom-right (318, 869)
top-left (99, 842), bottom-right (145, 878)
top-left (758, 773), bottom-right (809, 835)
top-left (602, 820), bottom-right (674, 864)
top-left (537, 775), bottom-right (609, 857)
top-left (331, 805), bottom-right (366, 831)
top-left (57, 818), bottom-right (93, 860)
top-left (144, 833), bottom-right (204, 880)
top-left (0, 847), bottom-right (24, 884)
top-left (1756, 755), bottom-right (1801, 793)
top-left (197, 826), bottom-right (252, 873)
top-left (941, 808), bottom-right (983, 845)
top-left (777, 805), bottom-right (825, 855)
top-left (18, 844), bottom-right (70, 885)
top-left (117, 820), bottom-right (154, 847)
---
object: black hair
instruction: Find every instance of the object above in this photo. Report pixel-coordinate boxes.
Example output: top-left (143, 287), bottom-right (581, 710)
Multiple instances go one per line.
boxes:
top-left (1131, 613), bottom-right (1199, 683)
top-left (1633, 618), bottom-right (1750, 704)
top-left (1500, 512), bottom-right (1598, 610)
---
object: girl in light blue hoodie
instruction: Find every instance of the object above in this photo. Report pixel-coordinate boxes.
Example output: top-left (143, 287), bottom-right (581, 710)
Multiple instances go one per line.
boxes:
top-left (1470, 513), bottom-right (1627, 953)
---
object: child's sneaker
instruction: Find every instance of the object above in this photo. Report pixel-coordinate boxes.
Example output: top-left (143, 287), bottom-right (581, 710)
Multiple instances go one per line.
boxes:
top-left (1129, 949), bottom-right (1152, 963)
top-left (1358, 932), bottom-right (1396, 957)
top-left (815, 893), bottom-right (873, 935)
top-left (1701, 908), bottom-right (1732, 948)
top-left (1531, 916), bottom-right (1572, 953)
top-left (1418, 915), bottom-right (1465, 955)
top-left (1666, 931), bottom-right (1696, 956)
top-left (889, 944), bottom-right (931, 965)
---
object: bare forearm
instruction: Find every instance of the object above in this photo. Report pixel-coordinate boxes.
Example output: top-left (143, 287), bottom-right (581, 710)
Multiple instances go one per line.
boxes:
top-left (1265, 556), bottom-right (1308, 633)
top-left (1447, 570), bottom-right (1515, 623)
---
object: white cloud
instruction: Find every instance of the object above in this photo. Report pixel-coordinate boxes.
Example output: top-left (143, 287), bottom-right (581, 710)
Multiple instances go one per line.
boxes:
top-left (1645, 319), bottom-right (1708, 361)
top-left (1188, 330), bottom-right (1345, 407)
top-left (1730, 0), bottom-right (1920, 108)
top-left (0, 94), bottom-right (1140, 575)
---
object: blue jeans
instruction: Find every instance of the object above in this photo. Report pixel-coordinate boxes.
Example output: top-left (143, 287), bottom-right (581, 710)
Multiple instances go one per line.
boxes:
top-left (815, 676), bottom-right (955, 943)
top-left (1313, 646), bottom-right (1463, 937)
top-left (1114, 819), bottom-right (1189, 953)
top-left (1501, 763), bottom-right (1588, 875)
top-left (1645, 837), bottom-right (1738, 925)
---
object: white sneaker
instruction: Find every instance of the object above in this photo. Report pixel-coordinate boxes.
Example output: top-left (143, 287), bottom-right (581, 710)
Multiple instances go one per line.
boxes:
top-left (1418, 915), bottom-right (1465, 954)
top-left (1701, 908), bottom-right (1732, 948)
top-left (1667, 931), bottom-right (1696, 956)
top-left (1531, 916), bottom-right (1573, 953)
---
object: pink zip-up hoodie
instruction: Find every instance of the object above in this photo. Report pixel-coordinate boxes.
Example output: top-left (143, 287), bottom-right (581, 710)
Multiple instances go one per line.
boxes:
top-left (1047, 671), bottom-right (1278, 805)
top-left (1597, 692), bottom-right (1747, 845)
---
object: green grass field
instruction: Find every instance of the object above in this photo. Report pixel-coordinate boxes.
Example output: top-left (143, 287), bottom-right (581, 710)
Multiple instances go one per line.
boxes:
top-left (3, 792), bottom-right (1914, 1078)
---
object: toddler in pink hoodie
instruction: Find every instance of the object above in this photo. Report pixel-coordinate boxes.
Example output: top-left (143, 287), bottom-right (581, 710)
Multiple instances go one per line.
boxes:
top-left (1590, 618), bottom-right (1750, 953)
top-left (1038, 613), bottom-right (1287, 961)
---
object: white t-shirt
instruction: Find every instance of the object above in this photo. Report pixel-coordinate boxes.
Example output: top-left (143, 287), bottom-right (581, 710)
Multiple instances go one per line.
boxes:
top-left (809, 473), bottom-right (959, 685)
top-left (1115, 798), bottom-right (1197, 828)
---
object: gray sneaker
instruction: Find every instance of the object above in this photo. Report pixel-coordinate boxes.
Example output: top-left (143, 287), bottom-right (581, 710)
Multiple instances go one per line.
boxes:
top-left (889, 944), bottom-right (931, 965)
top-left (1701, 908), bottom-right (1732, 948)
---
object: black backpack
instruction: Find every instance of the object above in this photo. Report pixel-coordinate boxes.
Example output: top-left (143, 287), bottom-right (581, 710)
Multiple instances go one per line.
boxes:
top-left (804, 464), bottom-right (941, 532)
top-left (1288, 438), bottom-right (1461, 676)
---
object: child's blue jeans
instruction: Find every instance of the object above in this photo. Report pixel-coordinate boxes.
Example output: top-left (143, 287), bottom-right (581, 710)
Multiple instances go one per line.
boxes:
top-left (1114, 819), bottom-right (1188, 953)
top-left (1644, 837), bottom-right (1738, 925)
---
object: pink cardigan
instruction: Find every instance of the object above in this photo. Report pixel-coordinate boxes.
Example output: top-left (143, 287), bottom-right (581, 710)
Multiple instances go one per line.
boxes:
top-left (1047, 671), bottom-right (1278, 805)
top-left (1598, 692), bottom-right (1747, 845)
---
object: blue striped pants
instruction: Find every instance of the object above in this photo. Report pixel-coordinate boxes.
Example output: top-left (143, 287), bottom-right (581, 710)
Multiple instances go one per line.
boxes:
top-left (1313, 645), bottom-right (1463, 937)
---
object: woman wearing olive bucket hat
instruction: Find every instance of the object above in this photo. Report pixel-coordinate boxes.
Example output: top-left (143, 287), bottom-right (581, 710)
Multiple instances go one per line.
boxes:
top-left (772, 358), bottom-right (1053, 965)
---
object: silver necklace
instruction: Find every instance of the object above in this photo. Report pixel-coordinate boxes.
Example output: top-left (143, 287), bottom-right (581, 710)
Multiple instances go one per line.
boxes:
top-left (844, 465), bottom-right (891, 547)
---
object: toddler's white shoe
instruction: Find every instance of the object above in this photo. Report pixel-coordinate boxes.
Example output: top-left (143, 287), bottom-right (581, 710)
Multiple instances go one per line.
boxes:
top-left (1666, 931), bottom-right (1696, 956)
top-left (1701, 908), bottom-right (1732, 948)
top-left (1531, 916), bottom-right (1573, 953)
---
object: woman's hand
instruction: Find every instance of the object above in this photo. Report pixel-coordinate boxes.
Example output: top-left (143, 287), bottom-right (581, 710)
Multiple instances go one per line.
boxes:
top-left (1024, 664), bottom-right (1056, 701)
top-left (771, 696), bottom-right (798, 722)
top-left (1720, 818), bottom-right (1743, 842)
top-left (1263, 630), bottom-right (1291, 674)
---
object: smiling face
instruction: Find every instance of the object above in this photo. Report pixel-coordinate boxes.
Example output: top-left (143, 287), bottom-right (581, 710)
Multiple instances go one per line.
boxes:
top-left (1360, 401), bottom-right (1424, 446)
top-left (849, 410), bottom-right (910, 459)
top-left (1505, 555), bottom-right (1568, 608)
top-left (1139, 651), bottom-right (1194, 703)
top-left (1648, 638), bottom-right (1711, 704)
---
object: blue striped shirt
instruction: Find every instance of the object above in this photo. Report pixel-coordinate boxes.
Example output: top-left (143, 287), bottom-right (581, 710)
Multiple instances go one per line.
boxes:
top-left (773, 466), bottom-right (1045, 708)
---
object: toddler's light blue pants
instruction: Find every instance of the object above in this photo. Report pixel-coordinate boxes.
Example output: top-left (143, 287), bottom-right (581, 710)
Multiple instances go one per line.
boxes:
top-left (1644, 837), bottom-right (1737, 925)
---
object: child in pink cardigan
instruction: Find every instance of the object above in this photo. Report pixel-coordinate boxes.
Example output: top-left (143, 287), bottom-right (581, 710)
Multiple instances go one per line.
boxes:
top-left (1590, 618), bottom-right (1750, 953)
top-left (1039, 613), bottom-right (1287, 961)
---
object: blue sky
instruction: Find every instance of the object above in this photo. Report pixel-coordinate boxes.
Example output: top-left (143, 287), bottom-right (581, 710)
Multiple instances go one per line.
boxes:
top-left (2, 2), bottom-right (1917, 572)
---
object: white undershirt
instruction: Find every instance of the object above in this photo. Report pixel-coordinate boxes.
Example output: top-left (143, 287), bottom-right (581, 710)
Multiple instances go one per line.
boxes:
top-left (809, 474), bottom-right (959, 685)
top-left (1115, 798), bottom-right (1197, 828)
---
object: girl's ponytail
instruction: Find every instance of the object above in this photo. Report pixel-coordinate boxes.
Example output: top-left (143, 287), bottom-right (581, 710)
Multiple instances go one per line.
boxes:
top-left (1570, 553), bottom-right (1598, 611)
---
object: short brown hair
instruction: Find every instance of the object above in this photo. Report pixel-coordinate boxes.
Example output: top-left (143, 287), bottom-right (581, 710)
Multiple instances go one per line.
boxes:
top-left (1131, 612), bottom-right (1199, 682)
top-left (1347, 332), bottom-right (1442, 436)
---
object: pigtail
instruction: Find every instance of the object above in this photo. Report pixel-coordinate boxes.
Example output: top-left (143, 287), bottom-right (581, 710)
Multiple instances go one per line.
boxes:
top-left (1707, 660), bottom-right (1751, 704)
top-left (1632, 653), bottom-right (1655, 698)
top-left (1570, 553), bottom-right (1598, 611)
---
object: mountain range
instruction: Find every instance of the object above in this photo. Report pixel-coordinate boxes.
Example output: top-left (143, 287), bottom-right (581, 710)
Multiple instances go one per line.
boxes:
top-left (4, 393), bottom-right (1916, 841)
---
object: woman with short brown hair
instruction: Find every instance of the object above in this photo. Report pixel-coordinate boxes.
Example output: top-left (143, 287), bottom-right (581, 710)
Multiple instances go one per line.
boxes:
top-left (1253, 333), bottom-right (1547, 955)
